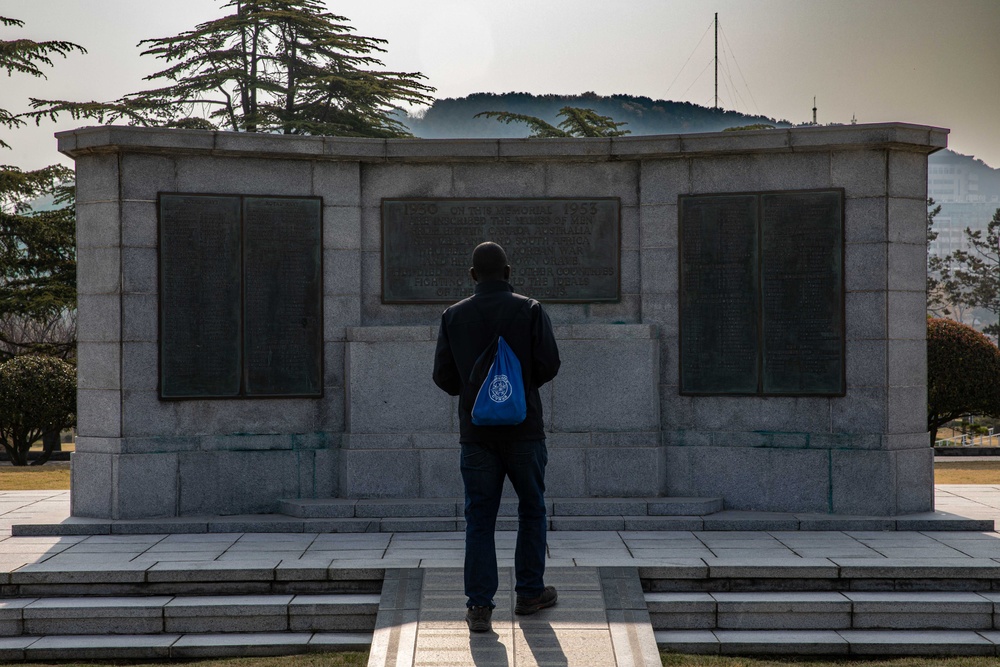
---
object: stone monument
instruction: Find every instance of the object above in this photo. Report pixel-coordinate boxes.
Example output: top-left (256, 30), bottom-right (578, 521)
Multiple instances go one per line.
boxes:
top-left (62, 123), bottom-right (942, 519)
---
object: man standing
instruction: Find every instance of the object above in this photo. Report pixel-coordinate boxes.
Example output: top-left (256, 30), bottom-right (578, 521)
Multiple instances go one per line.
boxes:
top-left (433, 241), bottom-right (561, 633)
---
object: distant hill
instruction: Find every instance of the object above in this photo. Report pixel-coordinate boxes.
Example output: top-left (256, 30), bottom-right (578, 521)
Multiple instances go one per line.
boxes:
top-left (403, 92), bottom-right (793, 139)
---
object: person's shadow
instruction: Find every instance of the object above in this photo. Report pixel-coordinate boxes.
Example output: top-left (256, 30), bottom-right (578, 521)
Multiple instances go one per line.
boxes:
top-left (521, 622), bottom-right (569, 667)
top-left (469, 629), bottom-right (510, 667)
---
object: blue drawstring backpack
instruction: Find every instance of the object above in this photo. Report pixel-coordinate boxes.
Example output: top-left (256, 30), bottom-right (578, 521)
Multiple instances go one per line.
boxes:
top-left (470, 335), bottom-right (526, 426)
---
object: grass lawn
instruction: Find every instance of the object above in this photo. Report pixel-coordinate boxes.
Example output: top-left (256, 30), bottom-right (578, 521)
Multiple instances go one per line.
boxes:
top-left (934, 459), bottom-right (1000, 484)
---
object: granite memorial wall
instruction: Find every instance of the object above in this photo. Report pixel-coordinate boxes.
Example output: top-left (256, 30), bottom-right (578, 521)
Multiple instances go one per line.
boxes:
top-left (64, 123), bottom-right (943, 519)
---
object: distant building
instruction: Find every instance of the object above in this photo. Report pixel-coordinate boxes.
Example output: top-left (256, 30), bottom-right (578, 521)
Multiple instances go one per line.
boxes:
top-left (927, 150), bottom-right (1000, 259)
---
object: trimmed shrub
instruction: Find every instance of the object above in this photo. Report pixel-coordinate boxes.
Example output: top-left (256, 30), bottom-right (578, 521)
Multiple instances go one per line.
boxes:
top-left (0, 355), bottom-right (75, 466)
top-left (928, 317), bottom-right (1000, 443)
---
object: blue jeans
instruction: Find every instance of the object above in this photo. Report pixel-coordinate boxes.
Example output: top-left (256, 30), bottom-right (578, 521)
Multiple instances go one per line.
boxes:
top-left (460, 439), bottom-right (548, 608)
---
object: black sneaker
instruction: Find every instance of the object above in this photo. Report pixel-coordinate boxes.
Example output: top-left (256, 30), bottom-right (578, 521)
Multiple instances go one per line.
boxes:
top-left (514, 585), bottom-right (558, 615)
top-left (466, 605), bottom-right (493, 632)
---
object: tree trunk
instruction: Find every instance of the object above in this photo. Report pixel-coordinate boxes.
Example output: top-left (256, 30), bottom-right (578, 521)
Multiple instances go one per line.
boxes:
top-left (29, 429), bottom-right (60, 466)
top-left (930, 426), bottom-right (938, 446)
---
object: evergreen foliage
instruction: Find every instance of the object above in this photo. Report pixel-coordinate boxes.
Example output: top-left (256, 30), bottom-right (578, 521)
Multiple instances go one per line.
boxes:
top-left (927, 317), bottom-right (1000, 444)
top-left (27, 0), bottom-right (433, 137)
top-left (0, 355), bottom-right (75, 466)
top-left (475, 106), bottom-right (629, 138)
top-left (0, 15), bottom-right (80, 362)
top-left (939, 208), bottom-right (1000, 340)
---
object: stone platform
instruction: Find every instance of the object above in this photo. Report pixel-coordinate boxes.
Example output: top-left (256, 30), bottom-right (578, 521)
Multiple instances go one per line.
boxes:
top-left (6, 487), bottom-right (1000, 662)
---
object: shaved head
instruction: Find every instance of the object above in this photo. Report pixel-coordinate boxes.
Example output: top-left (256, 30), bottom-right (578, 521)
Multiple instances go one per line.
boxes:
top-left (471, 242), bottom-right (509, 282)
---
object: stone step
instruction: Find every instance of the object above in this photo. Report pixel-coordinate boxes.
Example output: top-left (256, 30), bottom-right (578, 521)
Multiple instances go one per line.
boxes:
top-left (655, 629), bottom-right (1000, 656)
top-left (277, 496), bottom-right (726, 519)
top-left (0, 631), bottom-right (371, 661)
top-left (646, 591), bottom-right (1000, 631)
top-left (13, 508), bottom-right (990, 536)
top-left (0, 594), bottom-right (380, 637)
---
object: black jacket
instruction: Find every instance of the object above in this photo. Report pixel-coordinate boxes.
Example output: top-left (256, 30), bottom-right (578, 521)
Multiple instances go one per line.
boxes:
top-left (433, 280), bottom-right (560, 443)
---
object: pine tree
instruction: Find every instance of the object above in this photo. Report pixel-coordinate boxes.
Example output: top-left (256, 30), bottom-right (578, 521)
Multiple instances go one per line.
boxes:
top-left (0, 16), bottom-right (81, 361)
top-left (475, 106), bottom-right (630, 138)
top-left (28, 0), bottom-right (434, 137)
top-left (943, 208), bottom-right (1000, 342)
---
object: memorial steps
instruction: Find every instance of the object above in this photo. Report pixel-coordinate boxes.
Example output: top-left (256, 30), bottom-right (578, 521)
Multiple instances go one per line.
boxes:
top-left (12, 497), bottom-right (991, 537)
top-left (11, 564), bottom-right (1000, 660)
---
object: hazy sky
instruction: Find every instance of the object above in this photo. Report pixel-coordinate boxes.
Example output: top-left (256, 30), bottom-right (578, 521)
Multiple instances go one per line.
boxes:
top-left (2, 0), bottom-right (999, 170)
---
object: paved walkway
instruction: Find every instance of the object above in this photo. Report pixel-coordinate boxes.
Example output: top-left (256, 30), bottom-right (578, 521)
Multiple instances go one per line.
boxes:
top-left (1, 487), bottom-right (1000, 570)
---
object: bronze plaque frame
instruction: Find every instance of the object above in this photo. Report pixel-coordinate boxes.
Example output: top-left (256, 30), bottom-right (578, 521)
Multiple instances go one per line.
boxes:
top-left (158, 193), bottom-right (323, 400)
top-left (381, 198), bottom-right (621, 303)
top-left (678, 189), bottom-right (845, 397)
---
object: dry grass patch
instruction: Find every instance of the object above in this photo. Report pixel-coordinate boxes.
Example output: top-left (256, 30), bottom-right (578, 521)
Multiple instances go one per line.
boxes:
top-left (0, 462), bottom-right (70, 490)
top-left (935, 459), bottom-right (1000, 484)
top-left (16, 652), bottom-right (368, 667)
top-left (662, 655), bottom-right (1000, 666)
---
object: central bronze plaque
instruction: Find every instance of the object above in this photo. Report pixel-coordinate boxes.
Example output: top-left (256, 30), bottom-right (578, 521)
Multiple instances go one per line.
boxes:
top-left (381, 199), bottom-right (620, 303)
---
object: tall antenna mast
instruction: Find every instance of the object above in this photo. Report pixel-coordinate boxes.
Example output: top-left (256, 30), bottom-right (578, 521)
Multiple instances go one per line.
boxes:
top-left (714, 13), bottom-right (719, 109)
top-left (812, 96), bottom-right (817, 125)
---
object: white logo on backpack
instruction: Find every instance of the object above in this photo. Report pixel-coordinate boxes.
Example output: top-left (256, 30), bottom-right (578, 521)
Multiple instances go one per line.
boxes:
top-left (489, 375), bottom-right (512, 403)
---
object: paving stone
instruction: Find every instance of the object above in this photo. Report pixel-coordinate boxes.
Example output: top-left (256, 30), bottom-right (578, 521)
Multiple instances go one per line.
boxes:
top-left (514, 628), bottom-right (616, 666)
top-left (146, 561), bottom-right (277, 582)
top-left (705, 558), bottom-right (839, 578)
top-left (839, 629), bottom-right (995, 655)
top-left (170, 632), bottom-right (312, 658)
top-left (654, 629), bottom-right (720, 654)
top-left (716, 630), bottom-right (850, 655)
top-left (606, 608), bottom-right (662, 667)
top-left (26, 634), bottom-right (179, 660)
top-left (307, 632), bottom-right (372, 650)
top-left (10, 563), bottom-right (149, 585)
top-left (834, 558), bottom-right (1000, 578)
top-left (0, 637), bottom-right (33, 661)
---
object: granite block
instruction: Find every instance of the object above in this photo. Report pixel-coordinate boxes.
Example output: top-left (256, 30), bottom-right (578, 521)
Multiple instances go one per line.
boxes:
top-left (324, 295), bottom-right (362, 339)
top-left (612, 135), bottom-right (682, 158)
top-left (845, 197), bottom-right (888, 244)
top-left (417, 449), bottom-right (464, 498)
top-left (340, 449), bottom-right (420, 498)
top-left (324, 248), bottom-right (361, 295)
top-left (120, 341), bottom-right (156, 391)
top-left (311, 161), bottom-right (360, 207)
top-left (845, 291), bottom-right (886, 340)
top-left (359, 206), bottom-right (380, 252)
top-left (323, 206), bottom-right (362, 251)
top-left (895, 447), bottom-right (934, 514)
top-left (586, 448), bottom-right (661, 496)
top-left (544, 161), bottom-right (639, 205)
top-left (845, 243), bottom-right (887, 292)
top-left (831, 386), bottom-right (886, 433)
top-left (640, 246), bottom-right (677, 295)
top-left (889, 197), bottom-right (928, 245)
top-left (77, 246), bottom-right (121, 296)
top-left (120, 247), bottom-right (156, 297)
top-left (499, 136), bottom-right (610, 159)
top-left (346, 340), bottom-right (452, 433)
top-left (654, 629), bottom-right (719, 654)
top-left (25, 634), bottom-right (177, 661)
top-left (176, 156), bottom-right (312, 196)
top-left (887, 339), bottom-right (926, 387)
top-left (122, 293), bottom-right (157, 343)
top-left (832, 149), bottom-right (887, 198)
top-left (77, 294), bottom-right (121, 344)
top-left (550, 339), bottom-right (658, 432)
top-left (122, 201), bottom-right (158, 248)
top-left (831, 450), bottom-right (895, 516)
top-left (77, 342), bottom-right (121, 391)
top-left (75, 153), bottom-right (120, 204)
top-left (888, 243), bottom-right (927, 293)
top-left (178, 451), bottom-right (301, 515)
top-left (115, 453), bottom-right (178, 519)
top-left (77, 389), bottom-right (122, 439)
top-left (887, 385), bottom-right (927, 435)
top-left (452, 163), bottom-right (546, 198)
top-left (888, 291), bottom-right (927, 339)
top-left (639, 204), bottom-right (679, 251)
top-left (121, 153), bottom-right (176, 201)
top-left (360, 164), bottom-right (453, 208)
top-left (544, 447), bottom-right (588, 497)
top-left (313, 448), bottom-right (339, 498)
top-left (621, 205), bottom-right (640, 250)
top-left (888, 150), bottom-right (929, 199)
top-left (121, 391), bottom-right (179, 437)
top-left (553, 498), bottom-right (648, 516)
top-left (715, 630), bottom-right (849, 655)
top-left (169, 632), bottom-right (313, 658)
top-left (686, 447), bottom-right (830, 513)
top-left (640, 159), bottom-right (691, 205)
top-left (839, 629), bottom-right (992, 655)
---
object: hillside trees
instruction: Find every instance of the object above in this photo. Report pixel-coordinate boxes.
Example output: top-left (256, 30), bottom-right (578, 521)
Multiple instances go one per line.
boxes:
top-left (28, 0), bottom-right (433, 137)
top-left (475, 106), bottom-right (630, 138)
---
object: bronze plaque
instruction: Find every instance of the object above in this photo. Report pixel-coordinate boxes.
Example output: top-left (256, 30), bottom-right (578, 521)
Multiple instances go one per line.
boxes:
top-left (760, 192), bottom-right (844, 395)
top-left (679, 190), bottom-right (844, 396)
top-left (159, 195), bottom-right (242, 398)
top-left (679, 195), bottom-right (760, 394)
top-left (243, 197), bottom-right (323, 397)
top-left (381, 199), bottom-right (620, 302)
top-left (158, 194), bottom-right (322, 399)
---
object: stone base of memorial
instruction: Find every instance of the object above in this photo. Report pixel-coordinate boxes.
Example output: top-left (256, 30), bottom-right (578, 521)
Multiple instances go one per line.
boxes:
top-left (63, 123), bottom-right (941, 519)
